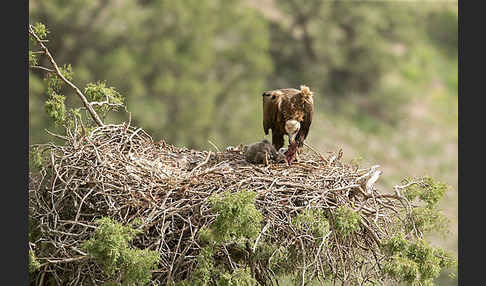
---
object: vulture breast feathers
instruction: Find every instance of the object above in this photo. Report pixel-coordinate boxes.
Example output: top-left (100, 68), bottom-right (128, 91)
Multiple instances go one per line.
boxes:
top-left (262, 85), bottom-right (314, 164)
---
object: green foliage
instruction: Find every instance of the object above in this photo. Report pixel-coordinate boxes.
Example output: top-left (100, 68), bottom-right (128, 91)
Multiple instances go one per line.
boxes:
top-left (433, 248), bottom-right (457, 270)
top-left (333, 206), bottom-right (361, 237)
top-left (249, 209), bottom-right (334, 283)
top-left (179, 189), bottom-right (264, 285)
top-left (29, 0), bottom-right (272, 148)
top-left (60, 64), bottom-right (73, 81)
top-left (381, 235), bottom-right (457, 285)
top-left (29, 51), bottom-right (38, 67)
top-left (426, 7), bottom-right (458, 58)
top-left (29, 250), bottom-right (41, 274)
top-left (253, 242), bottom-right (292, 276)
top-left (191, 246), bottom-right (215, 286)
top-left (209, 190), bottom-right (262, 243)
top-left (119, 248), bottom-right (161, 286)
top-left (383, 255), bottom-right (420, 284)
top-left (292, 208), bottom-right (330, 238)
top-left (102, 282), bottom-right (122, 286)
top-left (403, 177), bottom-right (450, 235)
top-left (84, 81), bottom-right (122, 104)
top-left (42, 64), bottom-right (74, 126)
top-left (31, 22), bottom-right (48, 40)
top-left (184, 190), bottom-right (266, 285)
top-left (29, 21), bottom-right (126, 138)
top-left (382, 233), bottom-right (408, 256)
top-left (216, 268), bottom-right (257, 286)
top-left (405, 176), bottom-right (447, 208)
top-left (383, 176), bottom-right (454, 285)
top-left (411, 206), bottom-right (449, 235)
top-left (272, 1), bottom-right (420, 96)
top-left (82, 217), bottom-right (160, 286)
top-left (44, 92), bottom-right (66, 126)
top-left (197, 227), bottom-right (214, 246)
top-left (28, 0), bottom-right (458, 147)
top-left (45, 64), bottom-right (73, 94)
top-left (179, 245), bottom-right (257, 286)
top-left (84, 81), bottom-right (125, 117)
top-left (29, 147), bottom-right (44, 171)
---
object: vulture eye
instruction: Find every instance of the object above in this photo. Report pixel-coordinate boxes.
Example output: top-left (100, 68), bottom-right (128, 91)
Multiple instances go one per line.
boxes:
top-left (271, 95), bottom-right (276, 99)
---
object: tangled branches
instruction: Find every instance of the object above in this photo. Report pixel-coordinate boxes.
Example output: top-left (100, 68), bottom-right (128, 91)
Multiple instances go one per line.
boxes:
top-left (29, 122), bottom-right (453, 285)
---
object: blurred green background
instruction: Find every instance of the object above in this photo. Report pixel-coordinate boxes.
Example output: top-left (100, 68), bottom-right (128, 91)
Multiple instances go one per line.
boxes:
top-left (29, 0), bottom-right (458, 284)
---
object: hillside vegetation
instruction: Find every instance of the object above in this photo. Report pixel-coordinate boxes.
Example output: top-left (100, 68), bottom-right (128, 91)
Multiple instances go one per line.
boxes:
top-left (29, 0), bottom-right (458, 285)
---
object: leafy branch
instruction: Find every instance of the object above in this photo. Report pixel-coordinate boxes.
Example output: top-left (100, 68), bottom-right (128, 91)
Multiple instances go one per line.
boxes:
top-left (29, 23), bottom-right (105, 127)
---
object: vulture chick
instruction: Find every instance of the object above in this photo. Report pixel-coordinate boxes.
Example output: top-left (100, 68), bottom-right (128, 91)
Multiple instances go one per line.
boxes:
top-left (243, 139), bottom-right (286, 166)
top-left (262, 85), bottom-right (314, 165)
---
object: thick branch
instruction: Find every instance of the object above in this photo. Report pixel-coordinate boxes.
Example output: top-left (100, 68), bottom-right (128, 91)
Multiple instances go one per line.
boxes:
top-left (29, 24), bottom-right (104, 127)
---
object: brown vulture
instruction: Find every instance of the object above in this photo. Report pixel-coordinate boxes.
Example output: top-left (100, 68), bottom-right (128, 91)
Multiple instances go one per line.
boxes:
top-left (262, 85), bottom-right (314, 165)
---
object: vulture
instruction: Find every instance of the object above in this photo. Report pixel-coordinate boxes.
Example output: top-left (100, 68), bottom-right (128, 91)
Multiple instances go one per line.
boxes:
top-left (262, 85), bottom-right (314, 165)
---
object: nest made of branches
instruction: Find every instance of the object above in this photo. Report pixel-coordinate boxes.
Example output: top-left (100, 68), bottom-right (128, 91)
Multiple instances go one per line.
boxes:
top-left (29, 122), bottom-right (416, 286)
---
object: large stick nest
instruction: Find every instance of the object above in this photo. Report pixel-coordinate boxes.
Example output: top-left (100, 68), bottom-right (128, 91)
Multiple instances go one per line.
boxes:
top-left (29, 122), bottom-right (415, 285)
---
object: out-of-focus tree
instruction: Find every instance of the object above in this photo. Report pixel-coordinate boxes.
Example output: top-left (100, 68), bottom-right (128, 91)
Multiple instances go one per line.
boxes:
top-left (269, 0), bottom-right (423, 96)
top-left (426, 4), bottom-right (458, 59)
top-left (29, 0), bottom-right (272, 149)
top-left (266, 0), bottom-right (457, 130)
top-left (29, 0), bottom-right (457, 146)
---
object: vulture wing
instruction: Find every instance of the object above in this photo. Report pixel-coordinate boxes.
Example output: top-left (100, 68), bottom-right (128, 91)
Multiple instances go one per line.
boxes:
top-left (296, 100), bottom-right (314, 148)
top-left (262, 91), bottom-right (278, 135)
top-left (295, 88), bottom-right (314, 148)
